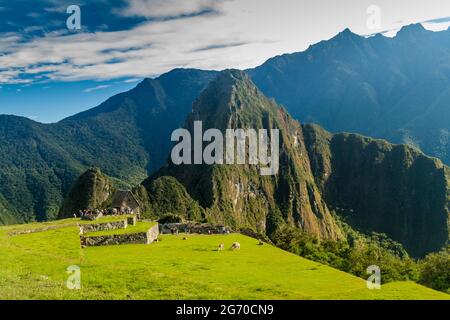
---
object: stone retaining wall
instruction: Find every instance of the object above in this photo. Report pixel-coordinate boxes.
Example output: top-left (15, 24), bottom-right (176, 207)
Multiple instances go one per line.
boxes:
top-left (80, 223), bottom-right (159, 247)
top-left (79, 220), bottom-right (127, 235)
top-left (8, 223), bottom-right (76, 236)
top-left (160, 222), bottom-right (230, 235)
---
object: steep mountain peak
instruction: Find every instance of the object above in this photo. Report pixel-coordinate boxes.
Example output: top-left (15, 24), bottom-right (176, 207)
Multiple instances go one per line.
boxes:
top-left (219, 68), bottom-right (249, 81)
top-left (158, 67), bottom-right (217, 80)
top-left (189, 69), bottom-right (274, 130)
top-left (397, 23), bottom-right (427, 36)
top-left (131, 77), bottom-right (159, 95)
top-left (334, 27), bottom-right (361, 41)
top-left (149, 68), bottom-right (344, 240)
top-left (341, 27), bottom-right (357, 35)
top-left (206, 69), bottom-right (252, 92)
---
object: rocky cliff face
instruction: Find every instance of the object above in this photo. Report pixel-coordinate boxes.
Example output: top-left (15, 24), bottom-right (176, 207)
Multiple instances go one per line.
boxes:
top-left (303, 124), bottom-right (450, 257)
top-left (147, 70), bottom-right (342, 240)
top-left (59, 168), bottom-right (114, 218)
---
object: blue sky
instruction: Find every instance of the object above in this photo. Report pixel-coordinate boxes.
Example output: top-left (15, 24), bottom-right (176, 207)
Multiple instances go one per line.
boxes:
top-left (1, 0), bottom-right (450, 123)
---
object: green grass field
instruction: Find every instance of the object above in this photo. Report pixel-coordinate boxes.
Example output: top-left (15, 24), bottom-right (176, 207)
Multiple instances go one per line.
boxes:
top-left (0, 219), bottom-right (448, 300)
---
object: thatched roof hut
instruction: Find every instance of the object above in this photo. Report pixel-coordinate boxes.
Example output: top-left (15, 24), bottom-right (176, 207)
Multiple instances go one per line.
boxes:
top-left (111, 190), bottom-right (141, 214)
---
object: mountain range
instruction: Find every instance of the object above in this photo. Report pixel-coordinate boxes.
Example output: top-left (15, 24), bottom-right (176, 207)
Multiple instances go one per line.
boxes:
top-left (249, 24), bottom-right (450, 164)
top-left (0, 24), bottom-right (449, 257)
top-left (59, 70), bottom-right (449, 257)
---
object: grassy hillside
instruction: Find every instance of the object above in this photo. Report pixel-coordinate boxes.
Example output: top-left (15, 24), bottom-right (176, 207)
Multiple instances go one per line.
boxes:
top-left (0, 219), bottom-right (448, 300)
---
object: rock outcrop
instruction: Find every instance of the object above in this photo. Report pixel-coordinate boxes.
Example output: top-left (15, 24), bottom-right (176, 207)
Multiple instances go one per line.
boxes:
top-left (139, 176), bottom-right (204, 221)
top-left (58, 168), bottom-right (114, 218)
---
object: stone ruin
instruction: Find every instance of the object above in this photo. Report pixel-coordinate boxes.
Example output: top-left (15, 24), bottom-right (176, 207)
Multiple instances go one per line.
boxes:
top-left (78, 214), bottom-right (157, 247)
top-left (159, 222), bottom-right (231, 235)
top-left (80, 223), bottom-right (159, 247)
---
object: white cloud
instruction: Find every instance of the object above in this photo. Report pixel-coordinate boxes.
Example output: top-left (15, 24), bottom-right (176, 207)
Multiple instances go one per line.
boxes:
top-left (83, 84), bottom-right (112, 93)
top-left (123, 78), bottom-right (142, 83)
top-left (422, 21), bottom-right (450, 31)
top-left (1, 0), bottom-right (450, 84)
top-left (119, 0), bottom-right (224, 18)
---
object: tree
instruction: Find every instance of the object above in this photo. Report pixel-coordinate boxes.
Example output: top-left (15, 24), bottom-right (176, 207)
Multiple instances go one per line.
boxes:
top-left (419, 247), bottom-right (450, 293)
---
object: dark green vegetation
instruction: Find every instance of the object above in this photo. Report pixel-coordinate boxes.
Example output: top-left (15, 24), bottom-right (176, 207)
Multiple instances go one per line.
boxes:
top-left (271, 225), bottom-right (450, 293)
top-left (0, 69), bottom-right (216, 223)
top-left (0, 196), bottom-right (16, 225)
top-left (249, 24), bottom-right (450, 166)
top-left (302, 124), bottom-right (449, 257)
top-left (139, 176), bottom-right (204, 221)
top-left (419, 247), bottom-right (450, 294)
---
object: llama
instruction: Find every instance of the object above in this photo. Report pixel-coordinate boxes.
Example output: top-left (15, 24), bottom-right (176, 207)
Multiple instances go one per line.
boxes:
top-left (230, 242), bottom-right (240, 250)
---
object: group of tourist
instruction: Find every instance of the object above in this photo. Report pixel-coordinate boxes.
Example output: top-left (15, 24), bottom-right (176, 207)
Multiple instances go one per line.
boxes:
top-left (75, 207), bottom-right (134, 218)
top-left (164, 224), bottom-right (231, 235)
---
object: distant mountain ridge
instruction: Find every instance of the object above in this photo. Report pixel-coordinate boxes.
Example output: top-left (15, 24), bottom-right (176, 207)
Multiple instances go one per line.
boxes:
top-left (249, 23), bottom-right (450, 165)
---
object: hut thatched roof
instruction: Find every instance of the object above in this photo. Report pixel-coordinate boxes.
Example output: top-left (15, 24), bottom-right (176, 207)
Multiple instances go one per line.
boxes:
top-left (111, 190), bottom-right (140, 209)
